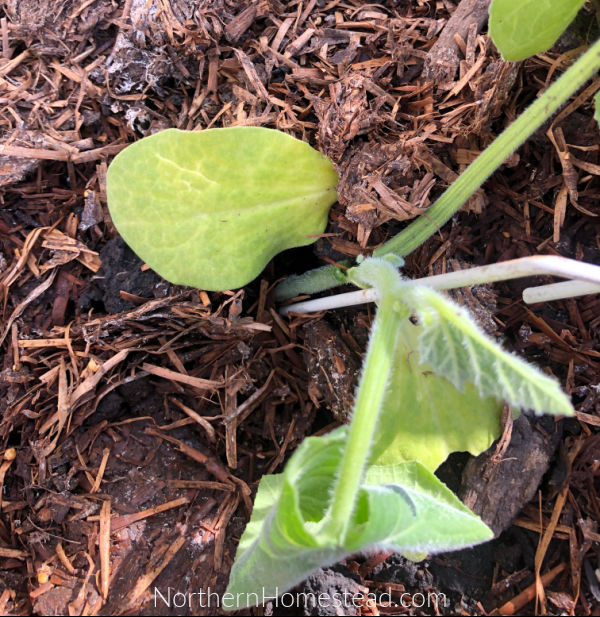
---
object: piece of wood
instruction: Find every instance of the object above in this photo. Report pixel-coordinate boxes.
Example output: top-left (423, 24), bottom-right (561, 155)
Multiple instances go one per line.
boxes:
top-left (423, 0), bottom-right (491, 84)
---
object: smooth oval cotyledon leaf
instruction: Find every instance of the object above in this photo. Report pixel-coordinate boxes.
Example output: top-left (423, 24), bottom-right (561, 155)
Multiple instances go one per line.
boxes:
top-left (489, 0), bottom-right (586, 61)
top-left (106, 127), bottom-right (338, 291)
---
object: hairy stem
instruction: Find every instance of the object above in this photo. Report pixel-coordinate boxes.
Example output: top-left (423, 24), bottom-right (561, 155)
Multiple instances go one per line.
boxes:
top-left (325, 293), bottom-right (399, 539)
top-left (274, 263), bottom-right (348, 301)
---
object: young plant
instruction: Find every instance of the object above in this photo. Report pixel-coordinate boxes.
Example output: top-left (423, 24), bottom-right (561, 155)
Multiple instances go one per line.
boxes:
top-left (223, 257), bottom-right (573, 609)
top-left (105, 131), bottom-right (593, 603)
top-left (105, 12), bottom-right (598, 610)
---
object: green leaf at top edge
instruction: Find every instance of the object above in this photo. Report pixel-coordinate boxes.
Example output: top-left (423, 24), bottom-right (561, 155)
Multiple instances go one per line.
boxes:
top-left (106, 127), bottom-right (338, 291)
top-left (489, 0), bottom-right (587, 61)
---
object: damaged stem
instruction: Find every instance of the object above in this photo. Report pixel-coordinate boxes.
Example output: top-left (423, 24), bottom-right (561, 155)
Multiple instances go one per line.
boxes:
top-left (280, 256), bottom-right (600, 315)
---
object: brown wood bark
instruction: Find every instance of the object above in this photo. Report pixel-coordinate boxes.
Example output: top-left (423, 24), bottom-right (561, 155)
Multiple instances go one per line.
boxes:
top-left (423, 0), bottom-right (492, 83)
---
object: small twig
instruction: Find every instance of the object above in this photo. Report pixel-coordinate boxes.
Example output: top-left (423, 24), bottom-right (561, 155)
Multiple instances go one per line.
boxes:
top-left (1, 17), bottom-right (11, 60)
top-left (121, 0), bottom-right (134, 21)
top-left (493, 562), bottom-right (567, 616)
top-left (99, 500), bottom-right (111, 600)
top-left (280, 256), bottom-right (600, 315)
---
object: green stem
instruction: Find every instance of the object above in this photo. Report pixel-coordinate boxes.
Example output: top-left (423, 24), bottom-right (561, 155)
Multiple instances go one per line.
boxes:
top-left (374, 37), bottom-right (600, 258)
top-left (325, 293), bottom-right (399, 539)
top-left (274, 262), bottom-right (347, 301)
top-left (275, 39), bottom-right (600, 300)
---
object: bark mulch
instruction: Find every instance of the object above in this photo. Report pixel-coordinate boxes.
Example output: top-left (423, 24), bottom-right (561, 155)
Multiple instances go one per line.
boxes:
top-left (1, 1), bottom-right (599, 615)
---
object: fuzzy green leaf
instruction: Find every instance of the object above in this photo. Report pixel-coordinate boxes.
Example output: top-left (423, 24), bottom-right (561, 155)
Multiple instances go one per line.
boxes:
top-left (489, 0), bottom-right (586, 61)
top-left (106, 127), bottom-right (338, 291)
top-left (225, 427), bottom-right (491, 610)
top-left (225, 427), bottom-right (347, 609)
top-left (346, 472), bottom-right (492, 555)
top-left (370, 319), bottom-right (503, 472)
top-left (347, 258), bottom-right (573, 471)
top-left (404, 285), bottom-right (574, 417)
top-left (360, 462), bottom-right (492, 552)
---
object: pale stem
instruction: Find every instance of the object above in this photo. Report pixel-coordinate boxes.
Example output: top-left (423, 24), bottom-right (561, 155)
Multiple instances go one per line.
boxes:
top-left (523, 280), bottom-right (600, 303)
top-left (325, 293), bottom-right (398, 539)
top-left (280, 256), bottom-right (600, 315)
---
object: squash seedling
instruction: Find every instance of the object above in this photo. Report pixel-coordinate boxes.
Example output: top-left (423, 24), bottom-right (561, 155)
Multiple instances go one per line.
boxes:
top-left (223, 255), bottom-right (577, 608)
top-left (227, 251), bottom-right (600, 608)
top-left (105, 14), bottom-right (599, 608)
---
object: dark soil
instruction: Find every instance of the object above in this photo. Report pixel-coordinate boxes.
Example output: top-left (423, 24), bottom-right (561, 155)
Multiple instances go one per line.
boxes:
top-left (1, 1), bottom-right (600, 616)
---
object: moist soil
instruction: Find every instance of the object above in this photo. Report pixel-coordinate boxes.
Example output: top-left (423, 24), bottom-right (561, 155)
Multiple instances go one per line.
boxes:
top-left (1, 1), bottom-right (600, 615)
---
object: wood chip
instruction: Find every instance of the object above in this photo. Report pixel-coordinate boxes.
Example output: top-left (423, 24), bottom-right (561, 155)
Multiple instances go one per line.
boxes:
top-left (126, 535), bottom-right (186, 610)
top-left (99, 500), bottom-right (111, 600)
top-left (142, 363), bottom-right (223, 391)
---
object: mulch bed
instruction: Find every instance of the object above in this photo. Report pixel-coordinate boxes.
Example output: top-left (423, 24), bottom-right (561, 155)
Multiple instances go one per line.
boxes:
top-left (1, 1), bottom-right (599, 615)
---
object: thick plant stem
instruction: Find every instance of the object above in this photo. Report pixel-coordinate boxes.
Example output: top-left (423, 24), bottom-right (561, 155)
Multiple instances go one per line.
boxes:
top-left (274, 263), bottom-right (347, 301)
top-left (374, 38), bottom-right (600, 259)
top-left (325, 294), bottom-right (399, 540)
top-left (275, 39), bottom-right (600, 301)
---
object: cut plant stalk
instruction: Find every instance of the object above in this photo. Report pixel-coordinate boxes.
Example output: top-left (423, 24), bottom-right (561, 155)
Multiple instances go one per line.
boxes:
top-left (280, 256), bottom-right (600, 315)
top-left (275, 38), bottom-right (600, 302)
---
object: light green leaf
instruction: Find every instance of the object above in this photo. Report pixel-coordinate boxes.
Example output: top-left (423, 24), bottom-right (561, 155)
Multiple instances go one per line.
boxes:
top-left (225, 428), bottom-right (348, 608)
top-left (405, 285), bottom-right (574, 417)
top-left (594, 89), bottom-right (600, 128)
top-left (357, 461), bottom-right (493, 553)
top-left (233, 473), bottom-right (283, 557)
top-left (489, 0), bottom-right (586, 61)
top-left (106, 127), bottom-right (338, 291)
top-left (347, 258), bottom-right (572, 471)
top-left (344, 479), bottom-right (491, 555)
top-left (225, 429), bottom-right (492, 609)
top-left (370, 319), bottom-right (503, 472)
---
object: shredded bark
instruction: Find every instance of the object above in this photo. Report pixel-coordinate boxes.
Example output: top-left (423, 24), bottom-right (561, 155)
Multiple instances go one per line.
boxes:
top-left (1, 0), bottom-right (599, 615)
